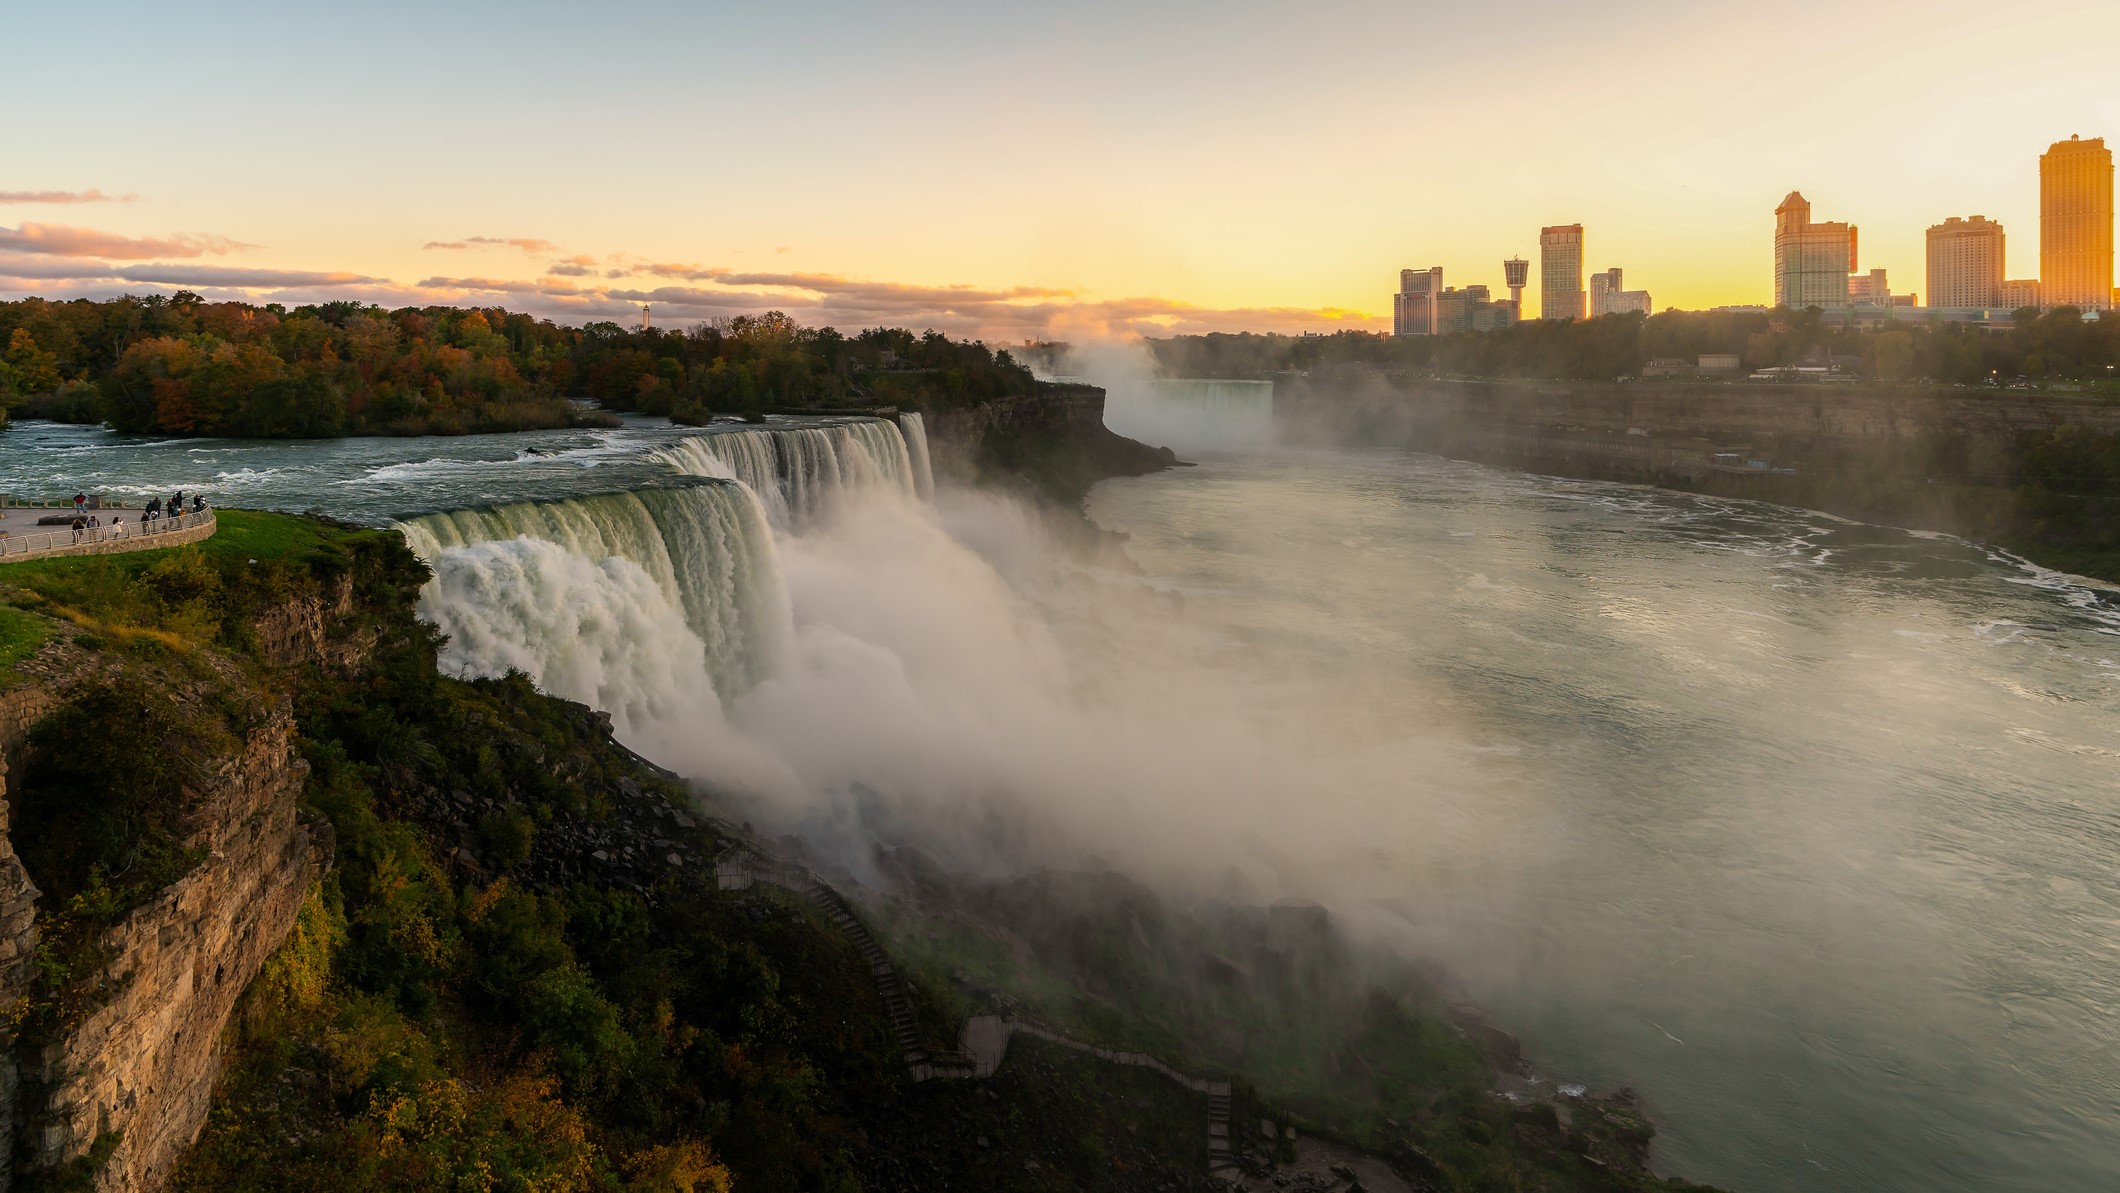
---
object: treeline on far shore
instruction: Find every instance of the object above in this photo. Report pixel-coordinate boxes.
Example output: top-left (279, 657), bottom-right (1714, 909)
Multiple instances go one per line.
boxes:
top-left (1144, 305), bottom-right (2120, 389)
top-left (0, 294), bottom-right (1036, 439)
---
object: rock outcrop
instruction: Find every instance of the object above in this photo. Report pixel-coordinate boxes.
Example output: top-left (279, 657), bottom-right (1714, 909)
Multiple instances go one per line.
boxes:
top-left (23, 704), bottom-right (327, 1192)
top-left (914, 383), bottom-right (1178, 504)
top-left (0, 586), bottom-right (354, 1192)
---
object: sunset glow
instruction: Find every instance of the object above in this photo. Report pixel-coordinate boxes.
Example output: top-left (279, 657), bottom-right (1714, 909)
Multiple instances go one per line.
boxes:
top-left (6, 0), bottom-right (2118, 335)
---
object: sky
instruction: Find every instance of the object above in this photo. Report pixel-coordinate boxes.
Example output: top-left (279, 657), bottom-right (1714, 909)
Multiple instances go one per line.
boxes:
top-left (4, 0), bottom-right (2118, 338)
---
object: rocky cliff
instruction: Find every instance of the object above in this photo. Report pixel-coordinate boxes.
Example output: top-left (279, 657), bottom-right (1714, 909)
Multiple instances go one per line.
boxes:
top-left (1281, 375), bottom-right (2120, 580)
top-left (0, 533), bottom-right (367, 1192)
top-left (20, 704), bottom-right (327, 1191)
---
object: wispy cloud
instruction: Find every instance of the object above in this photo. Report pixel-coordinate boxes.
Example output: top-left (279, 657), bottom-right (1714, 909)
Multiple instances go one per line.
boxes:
top-left (0, 223), bottom-right (253, 260)
top-left (4, 243), bottom-right (1382, 337)
top-left (423, 236), bottom-right (560, 253)
top-left (0, 189), bottom-right (137, 205)
top-left (0, 254), bottom-right (381, 289)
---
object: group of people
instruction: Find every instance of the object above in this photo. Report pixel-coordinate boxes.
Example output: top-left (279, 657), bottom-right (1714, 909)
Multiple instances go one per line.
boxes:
top-left (59, 490), bottom-right (209, 542)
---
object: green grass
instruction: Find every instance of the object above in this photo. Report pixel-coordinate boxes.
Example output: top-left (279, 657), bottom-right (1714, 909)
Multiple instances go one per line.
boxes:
top-left (0, 602), bottom-right (52, 681)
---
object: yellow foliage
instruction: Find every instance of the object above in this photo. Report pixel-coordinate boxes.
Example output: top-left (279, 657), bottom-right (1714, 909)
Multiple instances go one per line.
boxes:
top-left (623, 1140), bottom-right (734, 1193)
top-left (254, 882), bottom-right (341, 1012)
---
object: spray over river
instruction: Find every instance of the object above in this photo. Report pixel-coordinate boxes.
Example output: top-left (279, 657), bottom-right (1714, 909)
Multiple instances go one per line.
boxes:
top-left (2, 402), bottom-right (2117, 1192)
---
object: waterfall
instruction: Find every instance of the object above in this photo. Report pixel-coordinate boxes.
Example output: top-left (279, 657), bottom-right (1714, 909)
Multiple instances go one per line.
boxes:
top-left (899, 411), bottom-right (934, 500)
top-left (1103, 378), bottom-right (1275, 453)
top-left (650, 418), bottom-right (928, 527)
top-left (399, 481), bottom-right (792, 704)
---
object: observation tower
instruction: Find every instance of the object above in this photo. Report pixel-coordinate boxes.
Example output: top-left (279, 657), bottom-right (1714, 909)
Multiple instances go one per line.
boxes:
top-left (1503, 257), bottom-right (1530, 316)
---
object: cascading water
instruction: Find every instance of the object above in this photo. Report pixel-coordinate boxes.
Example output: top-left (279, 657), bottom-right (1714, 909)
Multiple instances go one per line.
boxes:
top-left (400, 481), bottom-right (792, 707)
top-left (1103, 378), bottom-right (1275, 453)
top-left (650, 418), bottom-right (931, 526)
top-left (899, 412), bottom-right (933, 500)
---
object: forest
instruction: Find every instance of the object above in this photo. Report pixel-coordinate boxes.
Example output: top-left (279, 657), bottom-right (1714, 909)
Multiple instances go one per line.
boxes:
top-left (0, 295), bottom-right (1035, 438)
top-left (1146, 306), bottom-right (2120, 388)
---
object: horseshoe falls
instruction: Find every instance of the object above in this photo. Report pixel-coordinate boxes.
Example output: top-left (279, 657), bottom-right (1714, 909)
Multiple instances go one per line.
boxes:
top-left (1103, 378), bottom-right (1275, 453)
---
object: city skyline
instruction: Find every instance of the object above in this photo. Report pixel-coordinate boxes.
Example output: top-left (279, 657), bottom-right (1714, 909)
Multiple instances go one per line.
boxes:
top-left (3, 1), bottom-right (2119, 337)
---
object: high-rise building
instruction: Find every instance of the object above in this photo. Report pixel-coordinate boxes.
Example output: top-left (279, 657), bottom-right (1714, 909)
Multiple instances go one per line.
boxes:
top-left (1926, 216), bottom-right (2005, 309)
top-left (1589, 267), bottom-right (1652, 316)
top-left (1502, 257), bottom-right (1530, 317)
top-left (1394, 267), bottom-right (1443, 336)
top-left (2040, 135), bottom-right (2114, 310)
top-left (1539, 226), bottom-right (1584, 321)
top-left (1774, 192), bottom-right (1856, 310)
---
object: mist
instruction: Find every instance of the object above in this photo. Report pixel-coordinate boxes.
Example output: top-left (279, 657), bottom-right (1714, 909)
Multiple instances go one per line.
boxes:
top-left (416, 468), bottom-right (1542, 926)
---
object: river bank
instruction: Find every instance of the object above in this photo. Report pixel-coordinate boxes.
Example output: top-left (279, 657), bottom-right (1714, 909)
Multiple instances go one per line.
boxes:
top-left (1275, 375), bottom-right (2120, 582)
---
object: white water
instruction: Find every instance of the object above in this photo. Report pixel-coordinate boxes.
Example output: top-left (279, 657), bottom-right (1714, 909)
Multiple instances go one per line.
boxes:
top-left (648, 418), bottom-right (928, 527)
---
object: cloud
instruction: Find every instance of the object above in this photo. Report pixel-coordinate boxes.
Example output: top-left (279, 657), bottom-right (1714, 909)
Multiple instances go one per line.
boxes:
top-left (423, 236), bottom-right (560, 254)
top-left (0, 222), bottom-right (254, 260)
top-left (116, 264), bottom-right (384, 288)
top-left (0, 253), bottom-right (381, 290)
top-left (0, 189), bottom-right (136, 204)
top-left (5, 242), bottom-right (1385, 338)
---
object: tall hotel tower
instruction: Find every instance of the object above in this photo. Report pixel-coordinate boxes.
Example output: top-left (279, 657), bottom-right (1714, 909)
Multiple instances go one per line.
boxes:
top-left (1539, 226), bottom-right (1584, 321)
top-left (1394, 267), bottom-right (1443, 336)
top-left (2040, 136), bottom-right (2113, 309)
top-left (1774, 192), bottom-right (1855, 309)
top-left (1926, 216), bottom-right (2005, 309)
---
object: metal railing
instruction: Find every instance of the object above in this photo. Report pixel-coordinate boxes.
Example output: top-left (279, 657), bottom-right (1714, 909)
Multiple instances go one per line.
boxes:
top-left (0, 509), bottom-right (216, 559)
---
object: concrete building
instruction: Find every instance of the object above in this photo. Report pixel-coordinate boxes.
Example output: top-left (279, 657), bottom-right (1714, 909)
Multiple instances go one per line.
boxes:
top-left (1926, 216), bottom-right (2005, 309)
top-left (1435, 284), bottom-right (1519, 334)
top-left (1774, 192), bottom-right (1856, 310)
top-left (1589, 267), bottom-right (1652, 316)
top-left (2002, 278), bottom-right (2044, 310)
top-left (1393, 267), bottom-right (1443, 336)
top-left (1847, 268), bottom-right (1895, 307)
top-left (1540, 225), bottom-right (1584, 321)
top-left (2040, 135), bottom-right (2114, 309)
top-left (1503, 257), bottom-right (1529, 318)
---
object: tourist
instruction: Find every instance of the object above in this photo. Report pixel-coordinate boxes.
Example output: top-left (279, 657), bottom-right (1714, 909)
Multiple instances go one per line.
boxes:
top-left (146, 497), bottom-right (162, 523)
top-left (108, 517), bottom-right (122, 536)
top-left (70, 515), bottom-right (86, 542)
top-left (192, 495), bottom-right (206, 514)
top-left (72, 492), bottom-right (85, 515)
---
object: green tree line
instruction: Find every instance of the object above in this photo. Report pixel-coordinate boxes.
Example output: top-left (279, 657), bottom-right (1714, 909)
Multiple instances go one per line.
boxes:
top-left (0, 295), bottom-right (1035, 438)
top-left (1147, 306), bottom-right (2120, 388)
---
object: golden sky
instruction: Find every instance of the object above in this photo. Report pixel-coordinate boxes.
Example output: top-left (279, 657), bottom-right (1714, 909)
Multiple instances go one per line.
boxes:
top-left (4, 1), bottom-right (2117, 337)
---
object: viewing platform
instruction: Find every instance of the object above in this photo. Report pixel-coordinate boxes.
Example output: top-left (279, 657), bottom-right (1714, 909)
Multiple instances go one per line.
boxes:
top-left (0, 500), bottom-right (217, 564)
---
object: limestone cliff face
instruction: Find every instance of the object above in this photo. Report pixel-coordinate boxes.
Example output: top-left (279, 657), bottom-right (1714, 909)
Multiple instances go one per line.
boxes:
top-left (25, 704), bottom-right (327, 1192)
top-left (915, 383), bottom-right (1176, 503)
top-left (0, 590), bottom-right (351, 1193)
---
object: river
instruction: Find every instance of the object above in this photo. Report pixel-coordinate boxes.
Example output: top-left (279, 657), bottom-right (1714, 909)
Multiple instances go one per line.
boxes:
top-left (1086, 447), bottom-right (2120, 1193)
top-left (1, 417), bottom-right (2115, 1191)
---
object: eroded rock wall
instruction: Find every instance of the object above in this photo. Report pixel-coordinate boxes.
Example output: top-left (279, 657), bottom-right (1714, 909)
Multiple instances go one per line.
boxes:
top-left (27, 704), bottom-right (326, 1192)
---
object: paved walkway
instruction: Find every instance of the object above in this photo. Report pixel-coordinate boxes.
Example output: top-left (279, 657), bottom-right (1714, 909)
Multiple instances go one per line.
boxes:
top-left (0, 506), bottom-right (215, 561)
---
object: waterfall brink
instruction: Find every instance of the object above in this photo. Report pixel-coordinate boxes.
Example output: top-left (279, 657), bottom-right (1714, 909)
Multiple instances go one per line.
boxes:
top-left (650, 418), bottom-right (928, 527)
top-left (399, 481), bottom-right (792, 705)
top-left (1104, 378), bottom-right (1275, 453)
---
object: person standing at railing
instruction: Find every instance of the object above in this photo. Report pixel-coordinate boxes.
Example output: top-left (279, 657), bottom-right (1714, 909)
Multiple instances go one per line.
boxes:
top-left (72, 492), bottom-right (86, 517)
top-left (146, 496), bottom-right (162, 524)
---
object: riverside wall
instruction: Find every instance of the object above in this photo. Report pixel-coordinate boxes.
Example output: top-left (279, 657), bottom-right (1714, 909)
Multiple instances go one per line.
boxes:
top-left (1278, 376), bottom-right (2120, 486)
